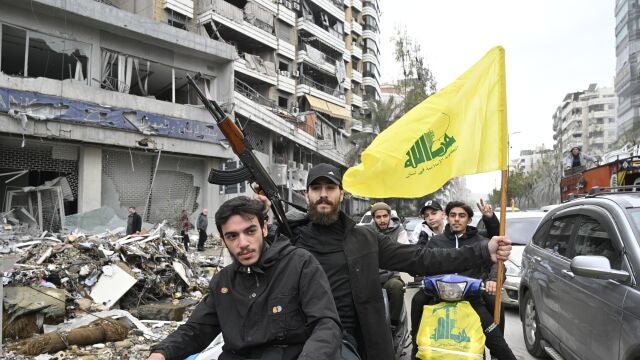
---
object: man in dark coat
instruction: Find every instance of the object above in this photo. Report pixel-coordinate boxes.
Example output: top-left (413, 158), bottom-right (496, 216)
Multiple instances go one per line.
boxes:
top-left (148, 197), bottom-right (341, 360)
top-left (196, 208), bottom-right (208, 251)
top-left (126, 206), bottom-right (142, 235)
top-left (278, 163), bottom-right (513, 360)
top-left (368, 202), bottom-right (407, 328)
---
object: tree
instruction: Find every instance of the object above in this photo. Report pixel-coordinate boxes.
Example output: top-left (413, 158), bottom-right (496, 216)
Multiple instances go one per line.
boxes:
top-left (393, 27), bottom-right (437, 113)
top-left (346, 98), bottom-right (400, 166)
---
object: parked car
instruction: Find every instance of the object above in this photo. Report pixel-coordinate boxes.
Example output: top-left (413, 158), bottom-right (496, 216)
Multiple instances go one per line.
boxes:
top-left (477, 211), bottom-right (544, 306)
top-left (519, 191), bottom-right (640, 360)
top-left (402, 217), bottom-right (423, 243)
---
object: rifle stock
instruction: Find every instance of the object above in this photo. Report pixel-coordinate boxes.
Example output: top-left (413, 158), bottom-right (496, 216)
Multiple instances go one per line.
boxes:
top-left (186, 73), bottom-right (292, 236)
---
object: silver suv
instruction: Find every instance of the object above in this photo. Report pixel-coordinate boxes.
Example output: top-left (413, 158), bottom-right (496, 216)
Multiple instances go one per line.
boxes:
top-left (519, 191), bottom-right (640, 360)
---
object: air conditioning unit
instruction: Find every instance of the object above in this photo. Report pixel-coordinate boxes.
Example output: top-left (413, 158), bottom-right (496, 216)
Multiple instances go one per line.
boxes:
top-left (291, 106), bottom-right (299, 114)
top-left (285, 0), bottom-right (292, 9)
top-left (359, 109), bottom-right (366, 114)
top-left (292, 1), bottom-right (300, 10)
top-left (292, 70), bottom-right (300, 78)
top-left (280, 70), bottom-right (288, 76)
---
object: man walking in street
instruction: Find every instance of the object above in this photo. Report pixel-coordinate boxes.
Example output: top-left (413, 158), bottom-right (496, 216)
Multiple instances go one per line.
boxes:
top-left (148, 196), bottom-right (342, 360)
top-left (196, 209), bottom-right (208, 251)
top-left (126, 206), bottom-right (142, 235)
top-left (265, 163), bottom-right (513, 360)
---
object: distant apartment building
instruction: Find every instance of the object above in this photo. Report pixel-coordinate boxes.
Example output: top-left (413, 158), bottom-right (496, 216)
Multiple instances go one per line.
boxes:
top-left (509, 148), bottom-right (552, 174)
top-left (614, 0), bottom-right (640, 135)
top-left (0, 0), bottom-right (381, 228)
top-left (552, 84), bottom-right (617, 158)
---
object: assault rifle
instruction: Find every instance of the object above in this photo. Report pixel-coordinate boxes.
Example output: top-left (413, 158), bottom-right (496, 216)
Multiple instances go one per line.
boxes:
top-left (186, 73), bottom-right (292, 236)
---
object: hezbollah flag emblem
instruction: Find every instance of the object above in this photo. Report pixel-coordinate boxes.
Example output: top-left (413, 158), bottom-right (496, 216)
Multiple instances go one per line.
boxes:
top-left (343, 46), bottom-right (508, 198)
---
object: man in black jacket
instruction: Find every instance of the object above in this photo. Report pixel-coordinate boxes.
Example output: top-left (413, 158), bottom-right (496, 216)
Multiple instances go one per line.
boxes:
top-left (148, 196), bottom-right (341, 360)
top-left (280, 163), bottom-right (513, 360)
top-left (126, 206), bottom-right (142, 235)
top-left (418, 201), bottom-right (515, 360)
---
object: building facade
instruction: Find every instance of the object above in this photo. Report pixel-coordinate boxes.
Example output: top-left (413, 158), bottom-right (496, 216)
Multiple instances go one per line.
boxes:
top-left (615, 0), bottom-right (640, 136)
top-left (0, 0), bottom-right (382, 230)
top-left (552, 84), bottom-right (617, 158)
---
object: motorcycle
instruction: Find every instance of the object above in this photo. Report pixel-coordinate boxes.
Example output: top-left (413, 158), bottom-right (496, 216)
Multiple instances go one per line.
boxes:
top-left (407, 274), bottom-right (486, 360)
top-left (184, 288), bottom-right (411, 360)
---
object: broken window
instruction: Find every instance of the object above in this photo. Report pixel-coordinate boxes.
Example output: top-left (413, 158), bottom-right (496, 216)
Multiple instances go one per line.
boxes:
top-left (1, 24), bottom-right (26, 76)
top-left (1, 24), bottom-right (89, 82)
top-left (100, 48), bottom-right (214, 105)
top-left (27, 32), bottom-right (90, 82)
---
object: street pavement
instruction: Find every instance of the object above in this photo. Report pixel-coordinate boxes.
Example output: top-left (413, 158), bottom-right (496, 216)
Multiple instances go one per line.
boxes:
top-left (404, 288), bottom-right (537, 360)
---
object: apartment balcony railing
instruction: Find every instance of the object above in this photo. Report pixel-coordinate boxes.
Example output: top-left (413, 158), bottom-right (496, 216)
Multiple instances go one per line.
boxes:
top-left (352, 69), bottom-right (363, 83)
top-left (352, 93), bottom-right (363, 107)
top-left (235, 78), bottom-right (277, 108)
top-left (299, 76), bottom-right (343, 97)
top-left (351, 0), bottom-right (363, 11)
top-left (351, 44), bottom-right (363, 58)
top-left (351, 20), bottom-right (363, 35)
top-left (297, 18), bottom-right (346, 53)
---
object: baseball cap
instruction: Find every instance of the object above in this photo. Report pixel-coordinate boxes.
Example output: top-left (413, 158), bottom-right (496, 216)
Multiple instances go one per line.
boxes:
top-left (420, 200), bottom-right (443, 214)
top-left (306, 163), bottom-right (342, 188)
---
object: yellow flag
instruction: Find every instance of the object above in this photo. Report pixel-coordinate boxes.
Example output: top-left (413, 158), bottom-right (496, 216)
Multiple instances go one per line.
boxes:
top-left (343, 46), bottom-right (508, 198)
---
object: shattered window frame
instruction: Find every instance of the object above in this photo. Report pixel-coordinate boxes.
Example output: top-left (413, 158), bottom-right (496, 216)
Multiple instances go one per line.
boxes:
top-left (100, 48), bottom-right (216, 106)
top-left (0, 22), bottom-right (91, 83)
top-left (221, 160), bottom-right (247, 194)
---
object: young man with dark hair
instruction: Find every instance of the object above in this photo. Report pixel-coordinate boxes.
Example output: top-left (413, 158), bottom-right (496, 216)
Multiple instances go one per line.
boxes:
top-left (417, 200), bottom-right (516, 360)
top-left (148, 196), bottom-right (341, 360)
top-left (267, 163), bottom-right (513, 360)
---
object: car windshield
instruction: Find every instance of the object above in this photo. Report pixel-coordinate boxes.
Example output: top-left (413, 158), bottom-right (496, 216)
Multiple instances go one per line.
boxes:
top-left (627, 208), bottom-right (640, 238)
top-left (404, 219), bottom-right (422, 232)
top-left (360, 214), bottom-right (372, 224)
top-left (505, 217), bottom-right (542, 245)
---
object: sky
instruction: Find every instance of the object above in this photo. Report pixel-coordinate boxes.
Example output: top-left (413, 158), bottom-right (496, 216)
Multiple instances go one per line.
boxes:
top-left (377, 0), bottom-right (616, 197)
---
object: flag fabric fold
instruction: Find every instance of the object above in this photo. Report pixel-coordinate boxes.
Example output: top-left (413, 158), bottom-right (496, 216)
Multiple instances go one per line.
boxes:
top-left (343, 46), bottom-right (508, 198)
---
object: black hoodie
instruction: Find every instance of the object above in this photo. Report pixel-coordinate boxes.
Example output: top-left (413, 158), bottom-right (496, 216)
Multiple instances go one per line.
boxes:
top-left (150, 237), bottom-right (341, 360)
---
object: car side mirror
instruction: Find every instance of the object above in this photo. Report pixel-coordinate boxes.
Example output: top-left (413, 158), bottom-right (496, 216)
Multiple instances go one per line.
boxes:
top-left (570, 255), bottom-right (630, 282)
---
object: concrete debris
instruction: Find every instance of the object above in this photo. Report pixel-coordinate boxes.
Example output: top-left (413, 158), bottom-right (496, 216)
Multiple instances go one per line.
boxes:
top-left (1, 209), bottom-right (226, 359)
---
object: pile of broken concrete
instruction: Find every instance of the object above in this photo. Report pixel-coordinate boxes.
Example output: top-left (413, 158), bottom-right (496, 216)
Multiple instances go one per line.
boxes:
top-left (1, 215), bottom-right (225, 359)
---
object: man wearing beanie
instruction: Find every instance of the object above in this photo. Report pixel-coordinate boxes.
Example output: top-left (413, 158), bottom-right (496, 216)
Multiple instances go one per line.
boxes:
top-left (368, 202), bottom-right (407, 330)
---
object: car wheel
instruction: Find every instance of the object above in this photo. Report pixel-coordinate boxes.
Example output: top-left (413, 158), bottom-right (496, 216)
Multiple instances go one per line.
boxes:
top-left (522, 291), bottom-right (547, 358)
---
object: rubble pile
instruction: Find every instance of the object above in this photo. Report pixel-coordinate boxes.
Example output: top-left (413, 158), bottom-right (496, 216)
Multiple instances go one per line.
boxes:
top-left (1, 211), bottom-right (226, 359)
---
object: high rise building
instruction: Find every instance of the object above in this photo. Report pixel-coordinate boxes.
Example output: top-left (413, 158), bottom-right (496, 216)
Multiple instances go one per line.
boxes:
top-left (552, 84), bottom-right (617, 158)
top-left (614, 0), bottom-right (640, 136)
top-left (0, 0), bottom-right (381, 227)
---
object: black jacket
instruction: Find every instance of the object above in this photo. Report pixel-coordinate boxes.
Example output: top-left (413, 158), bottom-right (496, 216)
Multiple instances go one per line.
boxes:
top-left (126, 212), bottom-right (142, 235)
top-left (426, 215), bottom-right (500, 281)
top-left (290, 212), bottom-right (493, 360)
top-left (150, 237), bottom-right (341, 360)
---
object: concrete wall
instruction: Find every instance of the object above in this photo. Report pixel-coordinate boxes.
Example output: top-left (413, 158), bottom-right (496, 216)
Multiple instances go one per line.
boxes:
top-left (78, 146), bottom-right (102, 213)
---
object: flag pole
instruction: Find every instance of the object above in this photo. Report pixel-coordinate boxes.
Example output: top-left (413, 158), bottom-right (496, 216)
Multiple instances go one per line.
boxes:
top-left (494, 169), bottom-right (508, 324)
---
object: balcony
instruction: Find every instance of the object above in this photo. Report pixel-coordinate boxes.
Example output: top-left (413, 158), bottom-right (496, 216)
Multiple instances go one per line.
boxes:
top-left (351, 20), bottom-right (363, 35)
top-left (297, 46), bottom-right (340, 75)
top-left (362, 28), bottom-right (379, 42)
top-left (352, 93), bottom-right (363, 107)
top-left (234, 54), bottom-right (277, 85)
top-left (163, 0), bottom-right (194, 18)
top-left (351, 0), bottom-right (363, 11)
top-left (278, 40), bottom-right (296, 60)
top-left (197, 0), bottom-right (277, 49)
top-left (297, 18), bottom-right (346, 53)
top-left (309, 0), bottom-right (345, 20)
top-left (297, 76), bottom-right (346, 106)
top-left (363, 51), bottom-right (379, 67)
top-left (362, 3), bottom-right (380, 22)
top-left (351, 44), bottom-right (363, 58)
top-left (352, 69), bottom-right (363, 83)
top-left (278, 72), bottom-right (296, 93)
top-left (276, 4), bottom-right (296, 25)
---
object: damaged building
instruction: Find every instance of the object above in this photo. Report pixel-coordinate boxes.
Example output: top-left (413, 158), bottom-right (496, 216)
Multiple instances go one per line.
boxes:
top-left (0, 0), bottom-right (382, 227)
